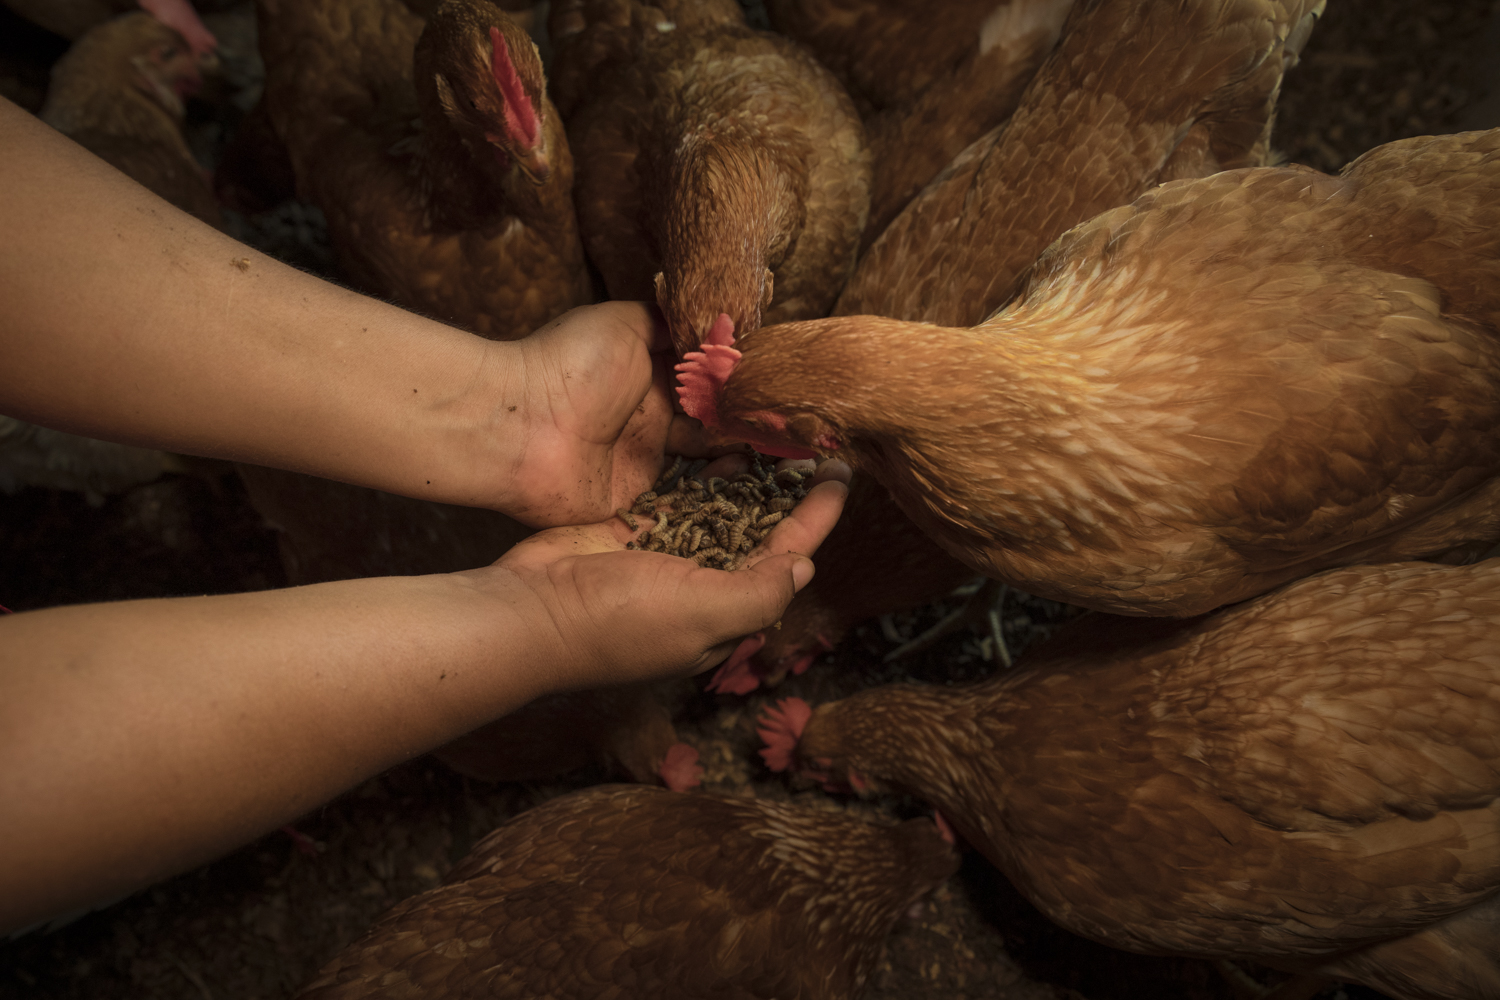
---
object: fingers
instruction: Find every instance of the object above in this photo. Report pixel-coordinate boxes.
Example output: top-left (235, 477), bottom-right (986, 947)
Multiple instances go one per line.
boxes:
top-left (686, 551), bottom-right (804, 658)
top-left (742, 459), bottom-right (851, 571)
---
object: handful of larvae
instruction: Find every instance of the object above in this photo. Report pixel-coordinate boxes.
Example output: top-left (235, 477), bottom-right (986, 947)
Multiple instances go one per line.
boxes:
top-left (619, 455), bottom-right (811, 569)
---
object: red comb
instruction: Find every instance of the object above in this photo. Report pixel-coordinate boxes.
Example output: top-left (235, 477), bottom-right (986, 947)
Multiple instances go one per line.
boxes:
top-left (675, 315), bottom-right (741, 427)
top-left (756, 697), bottom-right (813, 772)
top-left (489, 26), bottom-right (539, 147)
top-left (659, 742), bottom-right (703, 792)
top-left (706, 632), bottom-right (766, 695)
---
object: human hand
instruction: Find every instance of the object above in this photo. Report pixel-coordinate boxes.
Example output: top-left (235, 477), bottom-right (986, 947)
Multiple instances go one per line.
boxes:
top-left (487, 301), bottom-right (734, 527)
top-left (474, 457), bottom-right (852, 696)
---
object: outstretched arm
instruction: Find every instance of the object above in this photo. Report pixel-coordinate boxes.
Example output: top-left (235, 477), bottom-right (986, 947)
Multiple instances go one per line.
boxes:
top-left (0, 96), bottom-right (701, 526)
top-left (0, 459), bottom-right (850, 934)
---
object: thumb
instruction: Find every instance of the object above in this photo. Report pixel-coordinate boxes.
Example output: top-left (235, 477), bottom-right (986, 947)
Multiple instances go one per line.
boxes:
top-left (690, 552), bottom-right (812, 645)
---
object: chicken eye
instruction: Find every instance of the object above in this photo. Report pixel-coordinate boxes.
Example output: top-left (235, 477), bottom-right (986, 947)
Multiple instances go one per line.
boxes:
top-left (160, 45), bottom-right (178, 59)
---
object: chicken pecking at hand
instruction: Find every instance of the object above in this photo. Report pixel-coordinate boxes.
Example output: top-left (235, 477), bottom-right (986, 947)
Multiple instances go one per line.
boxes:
top-left (707, 0), bottom-right (1327, 689)
top-left (760, 557), bottom-right (1500, 1000)
top-left (683, 128), bottom-right (1500, 617)
top-left (549, 0), bottom-right (870, 356)
top-left (256, 0), bottom-right (589, 341)
top-left (293, 785), bottom-right (957, 1000)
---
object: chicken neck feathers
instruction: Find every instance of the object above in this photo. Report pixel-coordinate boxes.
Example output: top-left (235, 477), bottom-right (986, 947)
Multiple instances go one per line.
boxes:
top-left (554, 0), bottom-right (869, 355)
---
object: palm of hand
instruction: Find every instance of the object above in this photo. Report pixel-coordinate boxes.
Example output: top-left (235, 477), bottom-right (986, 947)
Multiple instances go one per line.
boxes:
top-left (485, 458), bottom-right (852, 692)
top-left (499, 302), bottom-right (677, 527)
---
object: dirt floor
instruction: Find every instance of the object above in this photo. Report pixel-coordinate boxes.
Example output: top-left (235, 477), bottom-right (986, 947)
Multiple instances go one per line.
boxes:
top-left (3, 1), bottom-right (1500, 998)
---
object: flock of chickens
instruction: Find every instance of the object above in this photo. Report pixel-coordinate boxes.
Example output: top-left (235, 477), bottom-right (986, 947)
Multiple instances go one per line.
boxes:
top-left (10, 0), bottom-right (1500, 997)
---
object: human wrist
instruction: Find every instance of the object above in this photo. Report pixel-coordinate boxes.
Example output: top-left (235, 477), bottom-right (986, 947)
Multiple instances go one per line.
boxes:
top-left (443, 559), bottom-right (573, 708)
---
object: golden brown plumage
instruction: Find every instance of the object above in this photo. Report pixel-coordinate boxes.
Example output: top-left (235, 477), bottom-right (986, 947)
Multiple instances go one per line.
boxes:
top-left (837, 0), bottom-right (1325, 322)
top-left (767, 0), bottom-right (1078, 249)
top-left (684, 129), bottom-right (1500, 615)
top-left (256, 0), bottom-right (588, 341)
top-left (694, 0), bottom-right (1325, 683)
top-left (760, 558), bottom-right (1500, 1000)
top-left (293, 785), bottom-right (958, 1000)
top-left (550, 0), bottom-right (870, 355)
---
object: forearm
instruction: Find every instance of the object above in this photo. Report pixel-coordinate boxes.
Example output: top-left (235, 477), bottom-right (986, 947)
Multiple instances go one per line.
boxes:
top-left (0, 570), bottom-right (555, 933)
top-left (0, 97), bottom-right (518, 508)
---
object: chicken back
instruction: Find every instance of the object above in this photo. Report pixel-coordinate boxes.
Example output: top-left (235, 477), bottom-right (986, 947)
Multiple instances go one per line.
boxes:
top-left (760, 558), bottom-right (1500, 1000)
top-left (837, 0), bottom-right (1327, 323)
top-left (293, 785), bottom-right (957, 1000)
top-left (768, 0), bottom-right (1080, 248)
top-left (684, 129), bottom-right (1500, 615)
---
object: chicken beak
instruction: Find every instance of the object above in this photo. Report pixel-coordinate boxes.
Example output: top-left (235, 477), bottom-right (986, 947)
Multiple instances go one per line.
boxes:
top-left (513, 147), bottom-right (551, 185)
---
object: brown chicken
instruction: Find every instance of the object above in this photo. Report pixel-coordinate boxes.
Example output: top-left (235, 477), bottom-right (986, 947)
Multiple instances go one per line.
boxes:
top-left (682, 129), bottom-right (1500, 616)
top-left (698, 0), bottom-right (1325, 687)
top-left (256, 0), bottom-right (588, 341)
top-left (759, 557), bottom-right (1500, 1000)
top-left (767, 0), bottom-right (1078, 247)
top-left (837, 0), bottom-right (1326, 322)
top-left (549, 0), bottom-right (870, 355)
top-left (293, 785), bottom-right (958, 999)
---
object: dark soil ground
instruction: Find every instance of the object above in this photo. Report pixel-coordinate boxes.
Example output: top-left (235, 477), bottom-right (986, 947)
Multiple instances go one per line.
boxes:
top-left (3, 1), bottom-right (1500, 998)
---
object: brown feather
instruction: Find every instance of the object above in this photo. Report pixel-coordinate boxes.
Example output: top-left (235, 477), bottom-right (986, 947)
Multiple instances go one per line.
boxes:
top-left (739, 0), bottom-right (1324, 674)
top-left (720, 129), bottom-right (1500, 615)
top-left (551, 0), bottom-right (870, 355)
top-left (294, 786), bottom-right (958, 1000)
top-left (784, 559), bottom-right (1500, 1000)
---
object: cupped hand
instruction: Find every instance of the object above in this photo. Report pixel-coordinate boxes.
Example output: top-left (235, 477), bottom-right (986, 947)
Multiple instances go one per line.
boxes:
top-left (477, 458), bottom-right (852, 696)
top-left (490, 301), bottom-right (737, 527)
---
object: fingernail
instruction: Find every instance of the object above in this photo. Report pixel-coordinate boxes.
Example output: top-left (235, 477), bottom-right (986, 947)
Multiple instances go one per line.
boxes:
top-left (791, 557), bottom-right (814, 591)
